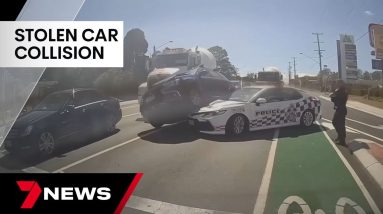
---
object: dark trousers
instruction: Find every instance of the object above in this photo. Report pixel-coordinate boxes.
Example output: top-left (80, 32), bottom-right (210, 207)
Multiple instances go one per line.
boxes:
top-left (332, 110), bottom-right (346, 143)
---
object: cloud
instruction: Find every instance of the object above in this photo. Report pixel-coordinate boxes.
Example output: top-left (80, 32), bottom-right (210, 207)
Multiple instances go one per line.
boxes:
top-left (364, 10), bottom-right (374, 16)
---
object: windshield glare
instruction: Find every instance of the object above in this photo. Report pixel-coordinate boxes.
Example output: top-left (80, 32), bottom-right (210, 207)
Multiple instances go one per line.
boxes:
top-left (34, 93), bottom-right (71, 111)
top-left (155, 53), bottom-right (189, 68)
top-left (229, 88), bottom-right (261, 102)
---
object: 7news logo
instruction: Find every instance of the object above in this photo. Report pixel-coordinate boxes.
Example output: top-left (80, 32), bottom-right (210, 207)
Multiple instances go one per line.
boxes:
top-left (3, 173), bottom-right (141, 214)
top-left (17, 181), bottom-right (111, 209)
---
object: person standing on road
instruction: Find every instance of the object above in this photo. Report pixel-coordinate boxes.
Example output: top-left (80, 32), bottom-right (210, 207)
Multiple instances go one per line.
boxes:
top-left (330, 80), bottom-right (348, 146)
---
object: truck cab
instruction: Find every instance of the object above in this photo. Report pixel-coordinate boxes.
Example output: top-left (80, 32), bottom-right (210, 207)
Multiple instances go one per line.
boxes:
top-left (138, 47), bottom-right (217, 103)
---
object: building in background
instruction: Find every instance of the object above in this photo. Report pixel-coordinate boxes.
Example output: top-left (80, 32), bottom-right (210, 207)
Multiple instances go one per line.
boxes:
top-left (337, 34), bottom-right (358, 82)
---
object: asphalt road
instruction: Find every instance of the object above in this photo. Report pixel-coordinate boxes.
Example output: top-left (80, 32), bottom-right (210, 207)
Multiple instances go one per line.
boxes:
top-left (0, 90), bottom-right (383, 214)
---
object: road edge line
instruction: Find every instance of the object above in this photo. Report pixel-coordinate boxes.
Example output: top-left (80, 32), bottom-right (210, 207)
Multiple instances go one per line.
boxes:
top-left (252, 128), bottom-right (279, 214)
top-left (317, 122), bottom-right (381, 214)
top-left (322, 118), bottom-right (383, 142)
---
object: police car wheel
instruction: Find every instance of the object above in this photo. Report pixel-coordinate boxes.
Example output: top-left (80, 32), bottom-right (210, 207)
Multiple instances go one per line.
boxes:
top-left (300, 110), bottom-right (314, 127)
top-left (226, 114), bottom-right (248, 135)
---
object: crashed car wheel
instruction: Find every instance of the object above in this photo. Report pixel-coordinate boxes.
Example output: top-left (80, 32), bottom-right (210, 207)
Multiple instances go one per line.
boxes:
top-left (300, 110), bottom-right (314, 127)
top-left (150, 121), bottom-right (163, 129)
top-left (226, 114), bottom-right (248, 135)
top-left (105, 115), bottom-right (116, 134)
top-left (37, 131), bottom-right (55, 156)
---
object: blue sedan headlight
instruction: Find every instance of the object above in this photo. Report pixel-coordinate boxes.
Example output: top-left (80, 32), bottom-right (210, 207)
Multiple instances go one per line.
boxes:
top-left (21, 125), bottom-right (33, 136)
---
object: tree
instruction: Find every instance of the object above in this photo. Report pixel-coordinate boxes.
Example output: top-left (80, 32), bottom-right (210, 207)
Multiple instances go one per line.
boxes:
top-left (363, 71), bottom-right (372, 80)
top-left (357, 68), bottom-right (363, 79)
top-left (371, 71), bottom-right (382, 81)
top-left (124, 28), bottom-right (148, 70)
top-left (208, 46), bottom-right (239, 80)
top-left (243, 72), bottom-right (256, 81)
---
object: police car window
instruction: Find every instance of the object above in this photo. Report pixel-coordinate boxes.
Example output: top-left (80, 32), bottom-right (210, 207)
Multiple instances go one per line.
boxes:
top-left (259, 88), bottom-right (284, 103)
top-left (281, 88), bottom-right (303, 101)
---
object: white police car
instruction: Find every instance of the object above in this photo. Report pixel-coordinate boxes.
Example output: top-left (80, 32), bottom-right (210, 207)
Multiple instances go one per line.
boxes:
top-left (188, 86), bottom-right (321, 135)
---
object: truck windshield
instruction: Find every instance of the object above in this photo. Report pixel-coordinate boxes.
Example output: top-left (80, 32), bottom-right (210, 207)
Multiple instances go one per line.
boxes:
top-left (258, 72), bottom-right (281, 81)
top-left (155, 53), bottom-right (189, 68)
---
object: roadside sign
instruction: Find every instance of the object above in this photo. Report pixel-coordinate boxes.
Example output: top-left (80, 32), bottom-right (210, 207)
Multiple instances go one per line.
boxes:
top-left (372, 59), bottom-right (382, 70)
top-left (369, 23), bottom-right (383, 59)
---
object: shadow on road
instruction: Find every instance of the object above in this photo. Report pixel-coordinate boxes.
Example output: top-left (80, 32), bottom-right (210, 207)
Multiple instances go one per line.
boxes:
top-left (0, 129), bottom-right (120, 171)
top-left (138, 121), bottom-right (275, 144)
top-left (278, 124), bottom-right (324, 138)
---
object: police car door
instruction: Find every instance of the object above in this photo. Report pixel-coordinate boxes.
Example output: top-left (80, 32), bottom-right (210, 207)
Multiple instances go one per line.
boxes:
top-left (251, 88), bottom-right (294, 130)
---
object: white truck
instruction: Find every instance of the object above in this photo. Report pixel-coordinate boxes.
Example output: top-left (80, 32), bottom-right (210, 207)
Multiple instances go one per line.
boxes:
top-left (137, 47), bottom-right (217, 103)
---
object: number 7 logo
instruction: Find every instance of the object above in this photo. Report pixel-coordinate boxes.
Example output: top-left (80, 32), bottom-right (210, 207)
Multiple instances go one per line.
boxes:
top-left (16, 181), bottom-right (42, 209)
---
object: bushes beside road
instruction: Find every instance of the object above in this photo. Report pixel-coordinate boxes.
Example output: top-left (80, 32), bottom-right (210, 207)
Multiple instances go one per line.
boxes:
top-left (348, 86), bottom-right (383, 98)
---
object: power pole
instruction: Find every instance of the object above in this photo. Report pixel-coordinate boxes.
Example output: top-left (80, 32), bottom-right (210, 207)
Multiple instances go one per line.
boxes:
top-left (292, 57), bottom-right (296, 81)
top-left (313, 33), bottom-right (325, 90)
top-left (288, 62), bottom-right (292, 85)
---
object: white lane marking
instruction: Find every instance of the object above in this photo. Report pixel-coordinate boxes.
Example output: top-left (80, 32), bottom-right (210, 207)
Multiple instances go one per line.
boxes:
top-left (320, 121), bottom-right (358, 134)
top-left (122, 113), bottom-right (140, 118)
top-left (346, 118), bottom-right (383, 130)
top-left (120, 100), bottom-right (138, 106)
top-left (317, 122), bottom-right (381, 214)
top-left (22, 167), bottom-right (49, 173)
top-left (322, 118), bottom-right (383, 142)
top-left (121, 105), bottom-right (139, 110)
top-left (52, 129), bottom-right (160, 173)
top-left (319, 96), bottom-right (383, 119)
top-left (253, 128), bottom-right (279, 214)
top-left (126, 195), bottom-right (242, 214)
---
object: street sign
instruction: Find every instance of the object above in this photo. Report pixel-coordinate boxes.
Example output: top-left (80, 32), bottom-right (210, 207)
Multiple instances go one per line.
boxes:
top-left (368, 23), bottom-right (383, 59)
top-left (372, 59), bottom-right (382, 70)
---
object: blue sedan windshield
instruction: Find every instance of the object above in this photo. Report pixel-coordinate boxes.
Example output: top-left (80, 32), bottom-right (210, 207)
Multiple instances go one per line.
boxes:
top-left (229, 88), bottom-right (261, 102)
top-left (34, 93), bottom-right (71, 111)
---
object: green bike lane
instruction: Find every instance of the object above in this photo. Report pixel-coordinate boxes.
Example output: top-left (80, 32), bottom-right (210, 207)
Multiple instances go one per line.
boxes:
top-left (263, 125), bottom-right (380, 214)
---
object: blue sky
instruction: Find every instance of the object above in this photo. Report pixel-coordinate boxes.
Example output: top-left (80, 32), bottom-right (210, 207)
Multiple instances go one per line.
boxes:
top-left (77, 0), bottom-right (383, 78)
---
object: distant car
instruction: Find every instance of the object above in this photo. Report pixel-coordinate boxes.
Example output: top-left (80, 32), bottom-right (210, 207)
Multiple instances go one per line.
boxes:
top-left (140, 67), bottom-right (235, 128)
top-left (4, 89), bottom-right (122, 156)
top-left (188, 86), bottom-right (321, 135)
